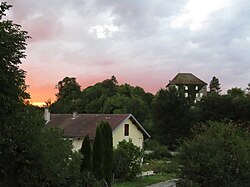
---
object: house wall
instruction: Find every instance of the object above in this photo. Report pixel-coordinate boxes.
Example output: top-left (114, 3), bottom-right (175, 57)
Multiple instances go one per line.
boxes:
top-left (113, 118), bottom-right (144, 149)
top-left (70, 118), bottom-right (144, 152)
top-left (72, 138), bottom-right (83, 152)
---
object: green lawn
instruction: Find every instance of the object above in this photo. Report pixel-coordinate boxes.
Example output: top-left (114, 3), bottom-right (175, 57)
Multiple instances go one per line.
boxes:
top-left (113, 173), bottom-right (176, 187)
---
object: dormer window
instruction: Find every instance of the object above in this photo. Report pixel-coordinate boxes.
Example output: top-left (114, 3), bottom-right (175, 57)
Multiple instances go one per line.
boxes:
top-left (124, 124), bottom-right (129, 136)
top-left (184, 86), bottom-right (188, 90)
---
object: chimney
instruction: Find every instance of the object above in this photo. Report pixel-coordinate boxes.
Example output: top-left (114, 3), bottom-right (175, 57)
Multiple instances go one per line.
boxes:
top-left (44, 108), bottom-right (50, 124)
top-left (72, 111), bottom-right (78, 119)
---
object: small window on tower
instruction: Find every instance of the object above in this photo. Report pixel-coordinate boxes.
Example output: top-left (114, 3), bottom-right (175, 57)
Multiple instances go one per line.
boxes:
top-left (184, 86), bottom-right (188, 90)
top-left (195, 86), bottom-right (198, 90)
top-left (185, 92), bottom-right (188, 97)
top-left (124, 124), bottom-right (129, 136)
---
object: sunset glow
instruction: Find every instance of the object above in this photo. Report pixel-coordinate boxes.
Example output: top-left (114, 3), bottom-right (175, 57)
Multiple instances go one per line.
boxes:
top-left (5, 0), bottom-right (250, 103)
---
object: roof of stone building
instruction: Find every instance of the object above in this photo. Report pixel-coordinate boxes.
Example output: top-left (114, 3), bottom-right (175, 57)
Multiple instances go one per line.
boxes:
top-left (47, 113), bottom-right (150, 139)
top-left (167, 73), bottom-right (207, 86)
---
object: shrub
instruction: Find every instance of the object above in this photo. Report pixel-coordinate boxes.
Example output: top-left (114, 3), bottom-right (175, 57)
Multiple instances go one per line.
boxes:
top-left (177, 121), bottom-right (250, 187)
top-left (144, 140), bottom-right (172, 160)
top-left (114, 140), bottom-right (143, 180)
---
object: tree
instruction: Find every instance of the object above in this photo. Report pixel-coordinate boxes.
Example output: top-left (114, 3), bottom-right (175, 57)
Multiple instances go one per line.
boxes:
top-left (113, 140), bottom-right (143, 180)
top-left (55, 77), bottom-right (81, 100)
top-left (50, 77), bottom-right (81, 113)
top-left (80, 135), bottom-right (92, 172)
top-left (100, 122), bottom-right (113, 187)
top-left (40, 128), bottom-right (74, 186)
top-left (0, 3), bottom-right (39, 185)
top-left (197, 94), bottom-right (235, 122)
top-left (92, 126), bottom-right (104, 180)
top-left (152, 87), bottom-right (191, 149)
top-left (177, 121), bottom-right (250, 187)
top-left (227, 87), bottom-right (245, 97)
top-left (209, 76), bottom-right (221, 94)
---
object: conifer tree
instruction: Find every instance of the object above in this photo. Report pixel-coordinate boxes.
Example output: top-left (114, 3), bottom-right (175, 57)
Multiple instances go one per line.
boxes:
top-left (92, 126), bottom-right (104, 180)
top-left (80, 135), bottom-right (92, 172)
top-left (100, 122), bottom-right (113, 186)
top-left (209, 76), bottom-right (221, 94)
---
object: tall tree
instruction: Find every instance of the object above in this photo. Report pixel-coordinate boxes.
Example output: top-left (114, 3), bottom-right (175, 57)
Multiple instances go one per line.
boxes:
top-left (153, 86), bottom-right (191, 149)
top-left (80, 135), bottom-right (92, 172)
top-left (0, 3), bottom-right (35, 185)
top-left (100, 122), bottom-right (113, 187)
top-left (92, 126), bottom-right (104, 180)
top-left (209, 76), bottom-right (221, 94)
top-left (55, 77), bottom-right (81, 100)
top-left (50, 77), bottom-right (81, 113)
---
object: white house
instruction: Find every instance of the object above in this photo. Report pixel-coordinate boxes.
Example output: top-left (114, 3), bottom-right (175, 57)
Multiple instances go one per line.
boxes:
top-left (44, 110), bottom-right (150, 152)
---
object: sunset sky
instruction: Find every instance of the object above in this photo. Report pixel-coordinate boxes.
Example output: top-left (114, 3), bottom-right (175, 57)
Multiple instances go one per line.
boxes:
top-left (6, 0), bottom-right (250, 104)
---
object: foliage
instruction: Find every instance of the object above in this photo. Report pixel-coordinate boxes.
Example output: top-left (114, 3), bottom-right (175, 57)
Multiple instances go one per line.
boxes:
top-left (100, 122), bottom-right (113, 187)
top-left (0, 3), bottom-right (42, 186)
top-left (144, 140), bottom-right (172, 160)
top-left (39, 128), bottom-right (76, 186)
top-left (114, 140), bottom-right (143, 180)
top-left (51, 76), bottom-right (153, 127)
top-left (80, 135), bottom-right (92, 172)
top-left (141, 159), bottom-right (179, 174)
top-left (92, 126), bottom-right (104, 180)
top-left (209, 76), bottom-right (221, 94)
top-left (64, 152), bottom-right (83, 187)
top-left (177, 121), bottom-right (250, 187)
top-left (196, 93), bottom-right (250, 125)
top-left (227, 87), bottom-right (246, 97)
top-left (152, 87), bottom-right (192, 149)
top-left (50, 77), bottom-right (81, 113)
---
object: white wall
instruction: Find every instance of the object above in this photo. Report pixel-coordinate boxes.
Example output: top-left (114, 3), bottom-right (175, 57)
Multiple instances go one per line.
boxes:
top-left (113, 118), bottom-right (144, 149)
top-left (72, 138), bottom-right (83, 152)
top-left (70, 118), bottom-right (144, 152)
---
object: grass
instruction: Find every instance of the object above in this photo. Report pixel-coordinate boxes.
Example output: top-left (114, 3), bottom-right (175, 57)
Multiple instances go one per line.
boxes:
top-left (113, 173), bottom-right (176, 187)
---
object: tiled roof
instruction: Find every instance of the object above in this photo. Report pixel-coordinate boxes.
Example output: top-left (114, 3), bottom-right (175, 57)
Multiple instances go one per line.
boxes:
top-left (47, 114), bottom-right (150, 139)
top-left (168, 73), bottom-right (207, 85)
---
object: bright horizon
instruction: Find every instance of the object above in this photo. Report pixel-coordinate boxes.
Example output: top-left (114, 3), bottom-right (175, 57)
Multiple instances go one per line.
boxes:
top-left (5, 0), bottom-right (250, 103)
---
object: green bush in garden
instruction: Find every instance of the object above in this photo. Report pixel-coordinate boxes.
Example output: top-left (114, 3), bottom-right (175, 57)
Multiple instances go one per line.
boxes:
top-left (177, 121), bottom-right (250, 187)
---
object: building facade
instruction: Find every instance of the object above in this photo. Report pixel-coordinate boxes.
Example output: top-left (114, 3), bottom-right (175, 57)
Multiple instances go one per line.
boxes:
top-left (167, 73), bottom-right (207, 102)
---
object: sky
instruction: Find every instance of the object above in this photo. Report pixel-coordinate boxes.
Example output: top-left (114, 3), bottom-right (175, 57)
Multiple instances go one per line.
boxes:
top-left (5, 0), bottom-right (250, 104)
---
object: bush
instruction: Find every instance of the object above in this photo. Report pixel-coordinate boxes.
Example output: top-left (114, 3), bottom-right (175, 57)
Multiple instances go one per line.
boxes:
top-left (177, 121), bottom-right (250, 187)
top-left (114, 140), bottom-right (143, 180)
top-left (142, 159), bottom-right (179, 174)
top-left (144, 140), bottom-right (172, 160)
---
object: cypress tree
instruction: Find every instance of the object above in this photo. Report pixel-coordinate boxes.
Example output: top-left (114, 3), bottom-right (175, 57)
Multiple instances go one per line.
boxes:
top-left (92, 126), bottom-right (104, 180)
top-left (80, 135), bottom-right (92, 172)
top-left (100, 122), bottom-right (113, 187)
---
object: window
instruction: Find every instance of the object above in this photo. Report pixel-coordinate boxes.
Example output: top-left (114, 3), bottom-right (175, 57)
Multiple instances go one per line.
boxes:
top-left (200, 93), bottom-right (203, 97)
top-left (184, 86), bottom-right (188, 90)
top-left (196, 93), bottom-right (199, 98)
top-left (124, 124), bottom-right (129, 136)
top-left (195, 86), bottom-right (198, 90)
top-left (175, 85), bottom-right (178, 90)
top-left (185, 92), bottom-right (188, 97)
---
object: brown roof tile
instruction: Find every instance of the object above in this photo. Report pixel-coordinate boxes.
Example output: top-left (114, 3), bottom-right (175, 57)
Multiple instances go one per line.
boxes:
top-left (168, 73), bottom-right (207, 85)
top-left (47, 114), bottom-right (150, 139)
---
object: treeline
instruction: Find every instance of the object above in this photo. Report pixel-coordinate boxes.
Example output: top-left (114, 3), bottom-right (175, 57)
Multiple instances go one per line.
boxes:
top-left (50, 76), bottom-right (250, 149)
top-left (50, 76), bottom-right (154, 127)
